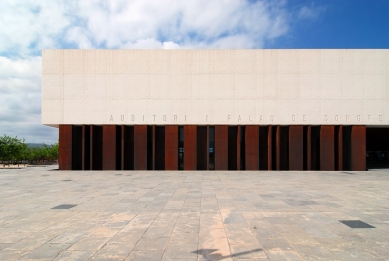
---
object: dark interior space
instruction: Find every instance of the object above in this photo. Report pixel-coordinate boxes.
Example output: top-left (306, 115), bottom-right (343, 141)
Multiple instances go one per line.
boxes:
top-left (240, 126), bottom-right (245, 170)
top-left (71, 125), bottom-right (82, 170)
top-left (342, 126), bottom-right (352, 171)
top-left (228, 126), bottom-right (238, 170)
top-left (155, 126), bottom-right (165, 170)
top-left (310, 126), bottom-right (320, 170)
top-left (367, 128), bottom-right (389, 151)
top-left (271, 126), bottom-right (277, 170)
top-left (123, 126), bottom-right (134, 170)
top-left (278, 126), bottom-right (289, 170)
top-left (197, 126), bottom-right (208, 170)
top-left (83, 125), bottom-right (90, 170)
top-left (178, 126), bottom-right (184, 170)
top-left (259, 126), bottom-right (269, 170)
top-left (209, 126), bottom-right (215, 170)
top-left (303, 126), bottom-right (308, 170)
top-left (366, 127), bottom-right (389, 168)
top-left (91, 125), bottom-right (102, 170)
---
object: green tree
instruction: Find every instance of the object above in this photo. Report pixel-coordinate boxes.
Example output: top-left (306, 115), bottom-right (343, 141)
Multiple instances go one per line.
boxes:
top-left (48, 143), bottom-right (59, 161)
top-left (0, 135), bottom-right (58, 167)
top-left (0, 135), bottom-right (26, 167)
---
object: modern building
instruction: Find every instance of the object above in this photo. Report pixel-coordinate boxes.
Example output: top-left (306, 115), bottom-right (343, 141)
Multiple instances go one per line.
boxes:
top-left (42, 49), bottom-right (389, 171)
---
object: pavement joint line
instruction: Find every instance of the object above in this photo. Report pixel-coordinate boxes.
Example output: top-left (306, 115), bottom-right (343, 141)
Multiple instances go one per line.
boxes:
top-left (1, 166), bottom-right (388, 260)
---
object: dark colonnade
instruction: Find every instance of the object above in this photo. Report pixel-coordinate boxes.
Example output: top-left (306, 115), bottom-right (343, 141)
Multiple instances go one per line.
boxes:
top-left (59, 125), bottom-right (368, 171)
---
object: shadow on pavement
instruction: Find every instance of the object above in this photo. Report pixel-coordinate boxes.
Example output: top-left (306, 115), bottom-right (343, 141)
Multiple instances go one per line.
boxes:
top-left (193, 248), bottom-right (263, 260)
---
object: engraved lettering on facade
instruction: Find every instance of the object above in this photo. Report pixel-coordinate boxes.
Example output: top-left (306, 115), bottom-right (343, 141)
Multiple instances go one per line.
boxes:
top-left (103, 112), bottom-right (389, 125)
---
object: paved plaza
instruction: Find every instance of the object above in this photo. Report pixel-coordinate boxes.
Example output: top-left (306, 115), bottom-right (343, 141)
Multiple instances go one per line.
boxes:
top-left (0, 166), bottom-right (388, 261)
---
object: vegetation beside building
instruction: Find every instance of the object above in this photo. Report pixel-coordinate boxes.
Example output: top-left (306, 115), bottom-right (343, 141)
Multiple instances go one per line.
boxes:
top-left (0, 134), bottom-right (58, 166)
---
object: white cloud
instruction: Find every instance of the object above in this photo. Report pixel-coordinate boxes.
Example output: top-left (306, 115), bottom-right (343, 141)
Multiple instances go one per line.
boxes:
top-left (0, 1), bottom-right (71, 56)
top-left (207, 35), bottom-right (257, 49)
top-left (122, 38), bottom-right (181, 49)
top-left (298, 5), bottom-right (325, 21)
top-left (0, 0), bottom-right (294, 54)
top-left (0, 56), bottom-right (41, 80)
top-left (0, 56), bottom-right (57, 144)
top-left (0, 0), bottom-right (323, 143)
top-left (162, 42), bottom-right (181, 49)
top-left (65, 27), bottom-right (92, 49)
top-left (78, 0), bottom-right (291, 49)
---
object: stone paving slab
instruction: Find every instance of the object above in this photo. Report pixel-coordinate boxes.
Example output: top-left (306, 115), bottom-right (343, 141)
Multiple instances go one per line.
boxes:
top-left (1, 166), bottom-right (389, 260)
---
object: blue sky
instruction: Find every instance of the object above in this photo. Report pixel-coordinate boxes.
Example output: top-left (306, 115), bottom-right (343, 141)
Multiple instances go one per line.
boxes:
top-left (0, 0), bottom-right (388, 144)
top-left (275, 0), bottom-right (389, 49)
